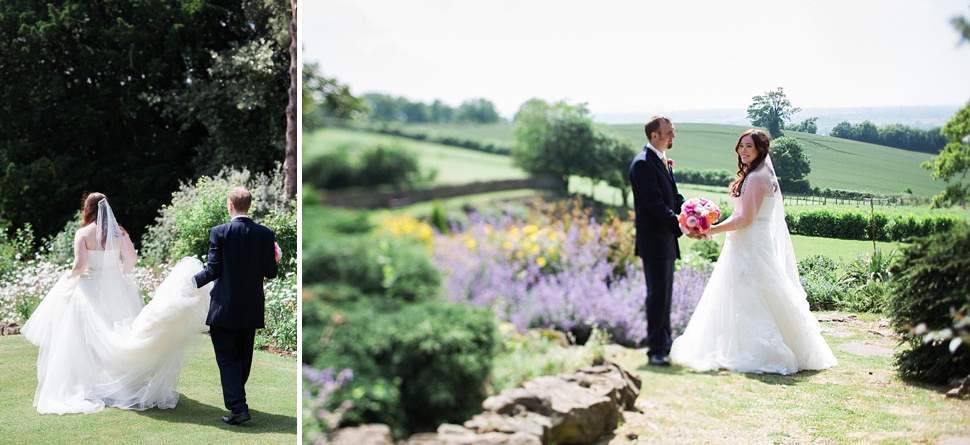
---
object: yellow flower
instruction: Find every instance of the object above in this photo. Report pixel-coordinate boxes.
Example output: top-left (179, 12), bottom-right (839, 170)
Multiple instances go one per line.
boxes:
top-left (523, 224), bottom-right (538, 236)
top-left (465, 237), bottom-right (478, 249)
top-left (502, 241), bottom-right (513, 250)
top-left (536, 257), bottom-right (547, 267)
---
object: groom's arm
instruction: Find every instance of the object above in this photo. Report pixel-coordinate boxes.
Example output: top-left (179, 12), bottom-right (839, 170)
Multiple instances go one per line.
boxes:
top-left (193, 227), bottom-right (223, 288)
top-left (631, 160), bottom-right (681, 235)
top-left (264, 230), bottom-right (278, 280)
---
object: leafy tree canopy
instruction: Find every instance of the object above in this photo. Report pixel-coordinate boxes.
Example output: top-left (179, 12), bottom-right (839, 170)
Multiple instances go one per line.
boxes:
top-left (511, 99), bottom-right (599, 192)
top-left (747, 87), bottom-right (800, 139)
top-left (770, 136), bottom-right (812, 191)
top-left (0, 0), bottom-right (289, 244)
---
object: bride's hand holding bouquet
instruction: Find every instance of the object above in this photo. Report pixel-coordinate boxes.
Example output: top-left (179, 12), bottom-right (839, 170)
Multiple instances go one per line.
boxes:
top-left (679, 197), bottom-right (721, 239)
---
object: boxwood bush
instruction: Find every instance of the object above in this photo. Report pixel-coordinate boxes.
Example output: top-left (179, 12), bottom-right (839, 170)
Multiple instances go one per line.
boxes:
top-left (887, 222), bottom-right (970, 385)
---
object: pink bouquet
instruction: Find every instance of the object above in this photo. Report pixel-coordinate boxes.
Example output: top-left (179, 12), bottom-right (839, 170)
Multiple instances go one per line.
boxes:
top-left (678, 197), bottom-right (721, 235)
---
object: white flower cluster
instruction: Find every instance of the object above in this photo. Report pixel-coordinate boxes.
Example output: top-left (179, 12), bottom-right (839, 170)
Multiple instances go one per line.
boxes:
top-left (0, 259), bottom-right (69, 323)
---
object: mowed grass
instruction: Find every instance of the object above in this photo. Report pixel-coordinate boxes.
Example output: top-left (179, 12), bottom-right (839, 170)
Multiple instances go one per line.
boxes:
top-left (601, 313), bottom-right (970, 445)
top-left (1, 335), bottom-right (297, 444)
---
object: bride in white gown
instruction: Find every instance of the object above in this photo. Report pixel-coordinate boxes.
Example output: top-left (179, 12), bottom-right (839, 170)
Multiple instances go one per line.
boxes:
top-left (669, 129), bottom-right (837, 375)
top-left (21, 193), bottom-right (211, 414)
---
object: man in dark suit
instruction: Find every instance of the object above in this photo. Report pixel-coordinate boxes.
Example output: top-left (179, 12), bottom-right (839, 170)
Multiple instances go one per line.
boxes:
top-left (194, 186), bottom-right (279, 425)
top-left (629, 115), bottom-right (692, 366)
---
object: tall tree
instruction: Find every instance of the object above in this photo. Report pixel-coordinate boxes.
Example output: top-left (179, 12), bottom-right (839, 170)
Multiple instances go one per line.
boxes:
top-left (747, 87), bottom-right (801, 138)
top-left (597, 133), bottom-right (637, 207)
top-left (456, 98), bottom-right (500, 123)
top-left (302, 63), bottom-right (366, 129)
top-left (922, 102), bottom-right (970, 208)
top-left (284, 0), bottom-right (298, 203)
top-left (770, 137), bottom-right (812, 192)
top-left (512, 99), bottom-right (598, 193)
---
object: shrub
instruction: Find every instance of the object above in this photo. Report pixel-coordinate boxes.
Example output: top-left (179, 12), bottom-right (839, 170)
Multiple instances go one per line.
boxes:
top-left (302, 236), bottom-right (440, 303)
top-left (305, 298), bottom-right (496, 439)
top-left (140, 166), bottom-right (290, 265)
top-left (302, 143), bottom-right (429, 192)
top-left (689, 238), bottom-right (722, 263)
top-left (0, 224), bottom-right (36, 280)
top-left (40, 214), bottom-right (80, 265)
top-left (888, 222), bottom-right (970, 385)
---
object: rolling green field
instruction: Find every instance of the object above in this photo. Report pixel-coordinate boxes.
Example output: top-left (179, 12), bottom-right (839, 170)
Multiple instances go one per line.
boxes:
top-left (303, 127), bottom-right (525, 185)
top-left (304, 124), bottom-right (968, 260)
top-left (305, 122), bottom-right (946, 197)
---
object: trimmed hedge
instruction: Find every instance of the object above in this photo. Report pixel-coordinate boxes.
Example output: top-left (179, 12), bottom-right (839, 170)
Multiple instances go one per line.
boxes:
top-left (786, 209), bottom-right (960, 242)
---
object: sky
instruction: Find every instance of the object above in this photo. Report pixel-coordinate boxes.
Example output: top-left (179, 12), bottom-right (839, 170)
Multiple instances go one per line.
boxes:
top-left (302, 0), bottom-right (970, 121)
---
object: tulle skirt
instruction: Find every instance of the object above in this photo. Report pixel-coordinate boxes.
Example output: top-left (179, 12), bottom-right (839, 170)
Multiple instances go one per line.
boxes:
top-left (21, 257), bottom-right (211, 414)
top-left (669, 222), bottom-right (837, 375)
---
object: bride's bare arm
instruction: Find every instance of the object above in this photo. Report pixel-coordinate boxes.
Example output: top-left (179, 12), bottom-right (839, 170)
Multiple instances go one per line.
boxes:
top-left (707, 171), bottom-right (771, 236)
top-left (70, 231), bottom-right (89, 278)
top-left (120, 234), bottom-right (137, 274)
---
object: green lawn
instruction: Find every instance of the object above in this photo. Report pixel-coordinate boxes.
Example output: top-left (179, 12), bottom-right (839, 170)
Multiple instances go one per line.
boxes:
top-left (602, 312), bottom-right (970, 444)
top-left (1, 335), bottom-right (297, 444)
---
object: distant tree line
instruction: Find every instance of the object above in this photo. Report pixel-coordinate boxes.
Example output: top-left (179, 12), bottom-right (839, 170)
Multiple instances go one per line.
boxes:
top-left (362, 94), bottom-right (502, 124)
top-left (830, 121), bottom-right (947, 154)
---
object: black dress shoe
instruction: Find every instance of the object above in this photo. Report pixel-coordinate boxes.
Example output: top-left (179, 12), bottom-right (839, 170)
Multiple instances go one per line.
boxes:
top-left (648, 354), bottom-right (671, 367)
top-left (222, 411), bottom-right (251, 425)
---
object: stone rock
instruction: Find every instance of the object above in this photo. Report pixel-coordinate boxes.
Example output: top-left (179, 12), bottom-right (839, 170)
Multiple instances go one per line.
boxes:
top-left (328, 424), bottom-right (393, 445)
top-left (0, 322), bottom-right (20, 336)
top-left (336, 361), bottom-right (641, 445)
top-left (946, 376), bottom-right (970, 399)
top-left (461, 360), bottom-right (639, 445)
top-left (407, 424), bottom-right (542, 445)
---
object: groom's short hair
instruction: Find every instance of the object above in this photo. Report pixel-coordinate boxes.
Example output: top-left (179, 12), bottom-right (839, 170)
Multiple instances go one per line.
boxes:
top-left (228, 187), bottom-right (253, 213)
top-left (644, 115), bottom-right (671, 140)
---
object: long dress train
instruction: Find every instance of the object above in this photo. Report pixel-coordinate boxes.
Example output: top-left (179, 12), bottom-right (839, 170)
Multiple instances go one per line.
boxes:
top-left (21, 254), bottom-right (210, 414)
top-left (669, 161), bottom-right (837, 375)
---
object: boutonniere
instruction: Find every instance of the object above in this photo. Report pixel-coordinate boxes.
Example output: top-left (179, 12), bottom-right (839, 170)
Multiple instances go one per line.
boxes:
top-left (667, 158), bottom-right (675, 168)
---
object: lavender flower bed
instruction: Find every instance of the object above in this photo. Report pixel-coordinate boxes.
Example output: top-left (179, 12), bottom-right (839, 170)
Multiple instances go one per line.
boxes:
top-left (433, 213), bottom-right (711, 346)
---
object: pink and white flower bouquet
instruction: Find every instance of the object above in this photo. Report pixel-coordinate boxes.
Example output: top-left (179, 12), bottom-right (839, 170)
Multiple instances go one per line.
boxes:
top-left (678, 197), bottom-right (721, 235)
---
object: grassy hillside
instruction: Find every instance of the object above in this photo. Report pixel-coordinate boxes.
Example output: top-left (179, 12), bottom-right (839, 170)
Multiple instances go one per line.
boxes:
top-left (609, 123), bottom-right (944, 198)
top-left (303, 127), bottom-right (525, 185)
top-left (305, 122), bottom-right (946, 197)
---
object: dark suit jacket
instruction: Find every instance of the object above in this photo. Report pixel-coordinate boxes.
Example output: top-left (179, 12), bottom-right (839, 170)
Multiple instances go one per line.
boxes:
top-left (194, 216), bottom-right (278, 329)
top-left (629, 147), bottom-right (685, 261)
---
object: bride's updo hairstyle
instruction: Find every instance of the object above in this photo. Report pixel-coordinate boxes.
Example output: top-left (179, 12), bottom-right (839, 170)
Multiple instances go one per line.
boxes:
top-left (729, 129), bottom-right (771, 197)
top-left (80, 192), bottom-right (127, 246)
top-left (81, 192), bottom-right (107, 227)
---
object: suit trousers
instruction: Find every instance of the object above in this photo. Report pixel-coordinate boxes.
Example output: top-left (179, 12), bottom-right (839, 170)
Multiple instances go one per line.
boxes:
top-left (209, 325), bottom-right (256, 413)
top-left (642, 258), bottom-right (675, 356)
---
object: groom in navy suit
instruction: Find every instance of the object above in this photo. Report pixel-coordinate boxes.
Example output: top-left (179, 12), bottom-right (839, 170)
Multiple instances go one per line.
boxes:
top-left (629, 115), bottom-right (690, 367)
top-left (194, 186), bottom-right (278, 425)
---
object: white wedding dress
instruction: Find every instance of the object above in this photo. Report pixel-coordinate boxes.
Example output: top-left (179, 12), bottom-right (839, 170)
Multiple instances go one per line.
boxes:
top-left (22, 200), bottom-right (211, 414)
top-left (669, 159), bottom-right (837, 375)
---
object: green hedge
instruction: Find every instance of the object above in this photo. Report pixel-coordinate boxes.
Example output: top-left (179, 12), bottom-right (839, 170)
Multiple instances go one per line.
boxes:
top-left (887, 222), bottom-right (970, 385)
top-left (787, 209), bottom-right (960, 242)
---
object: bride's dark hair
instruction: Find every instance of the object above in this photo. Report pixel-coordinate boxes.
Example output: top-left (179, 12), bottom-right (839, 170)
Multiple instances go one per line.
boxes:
top-left (81, 192), bottom-right (127, 247)
top-left (728, 129), bottom-right (771, 197)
